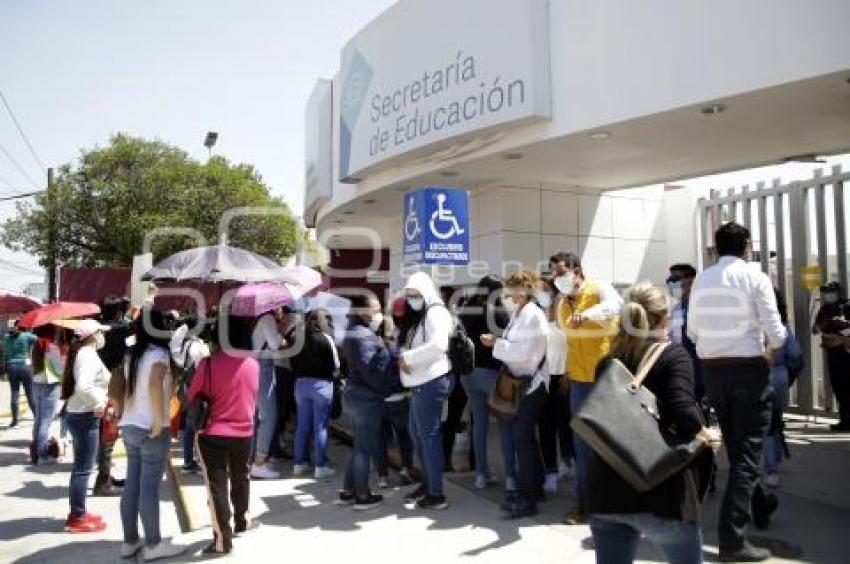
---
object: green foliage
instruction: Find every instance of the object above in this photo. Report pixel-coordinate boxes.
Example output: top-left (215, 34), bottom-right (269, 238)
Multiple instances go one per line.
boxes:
top-left (2, 134), bottom-right (301, 267)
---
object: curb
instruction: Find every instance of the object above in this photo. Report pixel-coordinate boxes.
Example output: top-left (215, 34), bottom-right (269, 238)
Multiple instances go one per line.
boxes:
top-left (168, 455), bottom-right (204, 532)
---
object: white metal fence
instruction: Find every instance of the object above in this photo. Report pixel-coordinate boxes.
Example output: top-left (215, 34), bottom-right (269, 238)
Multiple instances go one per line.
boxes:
top-left (697, 165), bottom-right (850, 416)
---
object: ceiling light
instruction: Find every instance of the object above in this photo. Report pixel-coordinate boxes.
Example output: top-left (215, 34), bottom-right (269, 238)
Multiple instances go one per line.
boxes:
top-left (364, 198), bottom-right (377, 204)
top-left (334, 219), bottom-right (344, 224)
top-left (588, 131), bottom-right (612, 141)
top-left (439, 170), bottom-right (459, 178)
top-left (701, 103), bottom-right (727, 115)
top-left (503, 152), bottom-right (524, 160)
top-left (343, 211), bottom-right (355, 215)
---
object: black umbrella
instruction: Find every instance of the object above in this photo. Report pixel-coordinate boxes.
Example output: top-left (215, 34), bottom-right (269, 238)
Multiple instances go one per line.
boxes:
top-left (142, 244), bottom-right (292, 283)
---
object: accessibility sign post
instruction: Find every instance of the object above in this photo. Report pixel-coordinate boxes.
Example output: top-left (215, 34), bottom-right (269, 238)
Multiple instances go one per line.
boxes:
top-left (403, 187), bottom-right (470, 266)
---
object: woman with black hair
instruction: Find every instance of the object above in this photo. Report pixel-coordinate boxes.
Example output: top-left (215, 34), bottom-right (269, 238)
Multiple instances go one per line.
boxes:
top-left (190, 312), bottom-right (260, 556)
top-left (457, 275), bottom-right (514, 491)
top-left (291, 308), bottom-right (339, 480)
top-left (118, 309), bottom-right (185, 561)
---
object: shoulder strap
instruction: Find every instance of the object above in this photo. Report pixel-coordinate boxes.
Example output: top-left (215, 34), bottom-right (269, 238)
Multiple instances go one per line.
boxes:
top-left (323, 333), bottom-right (340, 375)
top-left (633, 341), bottom-right (671, 387)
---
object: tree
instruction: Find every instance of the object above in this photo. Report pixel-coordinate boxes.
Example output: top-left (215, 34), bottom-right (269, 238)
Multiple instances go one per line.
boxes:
top-left (2, 134), bottom-right (302, 267)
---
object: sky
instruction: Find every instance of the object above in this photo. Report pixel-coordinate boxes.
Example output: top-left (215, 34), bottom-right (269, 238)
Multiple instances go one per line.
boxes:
top-left (0, 1), bottom-right (846, 296)
top-left (0, 0), bottom-right (395, 292)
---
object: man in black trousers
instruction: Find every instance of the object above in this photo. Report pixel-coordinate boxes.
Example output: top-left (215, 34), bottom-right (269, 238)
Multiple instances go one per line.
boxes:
top-left (688, 223), bottom-right (787, 562)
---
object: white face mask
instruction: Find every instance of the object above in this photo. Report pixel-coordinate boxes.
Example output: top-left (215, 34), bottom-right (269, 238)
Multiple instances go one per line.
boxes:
top-left (535, 291), bottom-right (553, 310)
top-left (502, 296), bottom-right (518, 314)
top-left (369, 312), bottom-right (384, 333)
top-left (407, 297), bottom-right (425, 311)
top-left (94, 332), bottom-right (106, 350)
top-left (554, 273), bottom-right (577, 295)
top-left (667, 281), bottom-right (683, 301)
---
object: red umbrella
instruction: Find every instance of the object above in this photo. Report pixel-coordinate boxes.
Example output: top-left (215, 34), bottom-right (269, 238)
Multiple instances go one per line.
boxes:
top-left (18, 302), bottom-right (101, 328)
top-left (0, 293), bottom-right (42, 315)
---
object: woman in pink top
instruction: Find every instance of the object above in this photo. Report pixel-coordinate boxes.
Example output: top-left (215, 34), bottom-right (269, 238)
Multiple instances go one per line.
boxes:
top-left (188, 317), bottom-right (259, 556)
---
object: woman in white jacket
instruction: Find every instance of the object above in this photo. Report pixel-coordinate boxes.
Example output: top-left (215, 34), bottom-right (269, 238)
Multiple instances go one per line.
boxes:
top-left (398, 271), bottom-right (454, 510)
top-left (61, 319), bottom-right (112, 534)
top-left (481, 269), bottom-right (549, 518)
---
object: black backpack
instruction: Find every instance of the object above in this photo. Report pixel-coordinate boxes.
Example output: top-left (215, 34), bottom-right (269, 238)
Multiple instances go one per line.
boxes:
top-left (420, 304), bottom-right (475, 376)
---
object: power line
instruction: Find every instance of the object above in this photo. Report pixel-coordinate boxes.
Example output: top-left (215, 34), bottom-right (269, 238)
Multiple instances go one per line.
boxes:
top-left (0, 189), bottom-right (43, 202)
top-left (0, 139), bottom-right (40, 189)
top-left (0, 88), bottom-right (46, 172)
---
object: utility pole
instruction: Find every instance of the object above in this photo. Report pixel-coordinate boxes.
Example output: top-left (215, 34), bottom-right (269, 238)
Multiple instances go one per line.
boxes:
top-left (46, 167), bottom-right (56, 302)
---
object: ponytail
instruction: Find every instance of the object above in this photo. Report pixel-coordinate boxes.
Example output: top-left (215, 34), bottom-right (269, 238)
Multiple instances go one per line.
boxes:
top-left (612, 283), bottom-right (670, 369)
top-left (60, 337), bottom-right (83, 401)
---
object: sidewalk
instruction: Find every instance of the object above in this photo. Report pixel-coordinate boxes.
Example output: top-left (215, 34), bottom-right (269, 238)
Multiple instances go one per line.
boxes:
top-left (0, 413), bottom-right (848, 563)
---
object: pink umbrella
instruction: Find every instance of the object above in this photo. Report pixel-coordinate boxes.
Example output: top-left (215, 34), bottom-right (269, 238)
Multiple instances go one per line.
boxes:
top-left (280, 264), bottom-right (323, 302)
top-left (230, 283), bottom-right (293, 317)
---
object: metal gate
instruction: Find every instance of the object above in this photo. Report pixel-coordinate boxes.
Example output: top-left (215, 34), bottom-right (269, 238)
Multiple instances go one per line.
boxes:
top-left (697, 165), bottom-right (850, 417)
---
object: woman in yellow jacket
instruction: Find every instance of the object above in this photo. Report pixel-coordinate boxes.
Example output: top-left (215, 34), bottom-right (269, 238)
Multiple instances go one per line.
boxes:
top-left (551, 252), bottom-right (621, 524)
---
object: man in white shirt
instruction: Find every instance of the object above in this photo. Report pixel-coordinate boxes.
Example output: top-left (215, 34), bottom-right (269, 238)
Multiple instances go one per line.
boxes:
top-left (688, 222), bottom-right (787, 563)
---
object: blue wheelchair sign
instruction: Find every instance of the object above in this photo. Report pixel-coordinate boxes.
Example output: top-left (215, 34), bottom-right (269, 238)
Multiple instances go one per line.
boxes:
top-left (403, 187), bottom-right (470, 266)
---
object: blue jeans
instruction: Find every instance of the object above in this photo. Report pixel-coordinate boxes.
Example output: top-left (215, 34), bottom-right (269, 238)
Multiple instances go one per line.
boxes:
top-left (376, 398), bottom-right (414, 475)
top-left (570, 380), bottom-right (594, 506)
top-left (409, 373), bottom-right (453, 497)
top-left (254, 358), bottom-right (277, 457)
top-left (461, 367), bottom-right (516, 481)
top-left (7, 363), bottom-right (34, 424)
top-left (294, 377), bottom-right (333, 467)
top-left (182, 408), bottom-right (196, 466)
top-left (120, 426), bottom-right (171, 546)
top-left (764, 365), bottom-right (789, 475)
top-left (31, 382), bottom-right (60, 461)
top-left (66, 412), bottom-right (100, 517)
top-left (591, 513), bottom-right (703, 564)
top-left (343, 383), bottom-right (384, 497)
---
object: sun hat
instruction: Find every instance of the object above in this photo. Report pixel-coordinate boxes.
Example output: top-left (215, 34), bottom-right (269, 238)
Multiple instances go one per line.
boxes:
top-left (74, 318), bottom-right (111, 340)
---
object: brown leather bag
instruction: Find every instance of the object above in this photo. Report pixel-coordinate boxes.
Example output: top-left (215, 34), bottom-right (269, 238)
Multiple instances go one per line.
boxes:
top-left (487, 366), bottom-right (530, 422)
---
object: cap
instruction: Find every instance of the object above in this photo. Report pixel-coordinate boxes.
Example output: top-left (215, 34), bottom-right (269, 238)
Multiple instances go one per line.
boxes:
top-left (74, 319), bottom-right (111, 340)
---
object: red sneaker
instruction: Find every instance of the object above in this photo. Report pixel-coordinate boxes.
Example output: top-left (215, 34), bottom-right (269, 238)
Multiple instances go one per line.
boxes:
top-left (65, 514), bottom-right (107, 533)
top-left (65, 513), bottom-right (104, 526)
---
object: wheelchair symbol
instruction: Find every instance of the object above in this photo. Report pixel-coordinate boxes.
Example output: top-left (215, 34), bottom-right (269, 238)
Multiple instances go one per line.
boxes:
top-left (429, 193), bottom-right (465, 240)
top-left (404, 196), bottom-right (421, 241)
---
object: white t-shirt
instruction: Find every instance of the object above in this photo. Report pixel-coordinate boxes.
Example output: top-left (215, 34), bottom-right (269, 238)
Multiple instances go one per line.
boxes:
top-left (252, 314), bottom-right (283, 352)
top-left (120, 346), bottom-right (172, 431)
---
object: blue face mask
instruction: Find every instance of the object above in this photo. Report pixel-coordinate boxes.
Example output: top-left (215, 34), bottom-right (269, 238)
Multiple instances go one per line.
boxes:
top-left (667, 281), bottom-right (683, 300)
top-left (407, 297), bottom-right (425, 311)
top-left (535, 291), bottom-right (553, 310)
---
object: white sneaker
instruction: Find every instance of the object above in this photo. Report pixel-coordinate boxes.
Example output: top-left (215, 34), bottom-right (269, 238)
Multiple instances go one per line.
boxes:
top-left (505, 476), bottom-right (517, 492)
top-left (765, 473), bottom-right (780, 488)
top-left (292, 463), bottom-right (310, 476)
top-left (315, 466), bottom-right (336, 481)
top-left (121, 539), bottom-right (144, 558)
top-left (377, 476), bottom-right (390, 489)
top-left (544, 473), bottom-right (559, 494)
top-left (250, 463), bottom-right (281, 480)
top-left (474, 475), bottom-right (497, 490)
top-left (143, 540), bottom-right (185, 562)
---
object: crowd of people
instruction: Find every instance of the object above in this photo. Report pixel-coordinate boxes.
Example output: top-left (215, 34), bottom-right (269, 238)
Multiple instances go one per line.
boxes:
top-left (4, 220), bottom-right (849, 563)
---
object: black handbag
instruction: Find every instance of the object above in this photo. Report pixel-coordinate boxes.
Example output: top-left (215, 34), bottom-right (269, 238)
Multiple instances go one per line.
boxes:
top-left (571, 341), bottom-right (707, 493)
top-left (324, 333), bottom-right (344, 421)
top-left (189, 358), bottom-right (212, 431)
